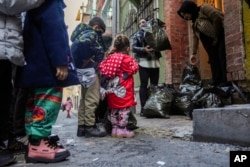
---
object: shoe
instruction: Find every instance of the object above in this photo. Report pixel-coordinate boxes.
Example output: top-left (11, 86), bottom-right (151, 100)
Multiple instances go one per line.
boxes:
top-left (77, 125), bottom-right (107, 138)
top-left (77, 125), bottom-right (85, 137)
top-left (115, 127), bottom-right (135, 138)
top-left (7, 137), bottom-right (28, 154)
top-left (140, 112), bottom-right (144, 117)
top-left (26, 136), bottom-right (70, 163)
top-left (111, 126), bottom-right (118, 137)
top-left (0, 142), bottom-right (16, 166)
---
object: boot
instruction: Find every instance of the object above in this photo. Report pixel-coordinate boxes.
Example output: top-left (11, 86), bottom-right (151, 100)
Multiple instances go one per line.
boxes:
top-left (0, 141), bottom-right (16, 166)
top-left (26, 136), bottom-right (70, 163)
top-left (78, 125), bottom-right (107, 138)
top-left (115, 127), bottom-right (135, 138)
top-left (77, 125), bottom-right (85, 137)
top-left (111, 126), bottom-right (118, 137)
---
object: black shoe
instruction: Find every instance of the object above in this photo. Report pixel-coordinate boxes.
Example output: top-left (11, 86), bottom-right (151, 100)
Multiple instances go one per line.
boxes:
top-left (77, 125), bottom-right (107, 137)
top-left (140, 112), bottom-right (144, 117)
top-left (77, 125), bottom-right (85, 137)
top-left (8, 137), bottom-right (28, 154)
top-left (0, 142), bottom-right (16, 166)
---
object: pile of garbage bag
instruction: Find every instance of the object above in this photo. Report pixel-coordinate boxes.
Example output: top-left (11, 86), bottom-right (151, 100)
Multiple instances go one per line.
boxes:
top-left (143, 64), bottom-right (245, 119)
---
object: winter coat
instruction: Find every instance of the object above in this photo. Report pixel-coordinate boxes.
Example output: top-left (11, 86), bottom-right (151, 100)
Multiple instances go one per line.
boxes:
top-left (0, 0), bottom-right (45, 65)
top-left (64, 99), bottom-right (73, 111)
top-left (15, 0), bottom-right (79, 88)
top-left (192, 4), bottom-right (224, 54)
top-left (99, 53), bottom-right (138, 109)
top-left (132, 29), bottom-right (161, 60)
top-left (71, 23), bottom-right (105, 69)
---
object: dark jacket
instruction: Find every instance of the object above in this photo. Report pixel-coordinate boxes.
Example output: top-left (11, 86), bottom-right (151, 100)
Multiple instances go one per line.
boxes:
top-left (16, 0), bottom-right (79, 88)
top-left (70, 23), bottom-right (105, 69)
top-left (132, 29), bottom-right (161, 60)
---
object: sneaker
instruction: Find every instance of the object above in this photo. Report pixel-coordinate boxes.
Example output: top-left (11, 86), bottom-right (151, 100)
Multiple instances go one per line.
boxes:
top-left (115, 127), bottom-right (135, 138)
top-left (111, 127), bottom-right (118, 137)
top-left (81, 125), bottom-right (107, 138)
top-left (26, 136), bottom-right (70, 163)
top-left (0, 142), bottom-right (16, 166)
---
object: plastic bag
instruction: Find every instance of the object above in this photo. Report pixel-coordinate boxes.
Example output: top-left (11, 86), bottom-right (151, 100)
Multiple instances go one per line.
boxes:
top-left (143, 85), bottom-right (174, 118)
top-left (149, 19), bottom-right (172, 51)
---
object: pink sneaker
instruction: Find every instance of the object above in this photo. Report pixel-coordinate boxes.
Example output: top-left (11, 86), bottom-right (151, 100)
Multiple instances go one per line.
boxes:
top-left (26, 138), bottom-right (70, 163)
top-left (111, 127), bottom-right (118, 137)
top-left (116, 128), bottom-right (135, 138)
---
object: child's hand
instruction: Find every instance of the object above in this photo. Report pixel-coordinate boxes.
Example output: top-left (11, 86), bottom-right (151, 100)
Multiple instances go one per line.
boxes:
top-left (56, 66), bottom-right (68, 80)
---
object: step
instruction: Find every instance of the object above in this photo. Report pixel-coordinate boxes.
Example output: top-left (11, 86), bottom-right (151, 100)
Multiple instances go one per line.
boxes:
top-left (193, 104), bottom-right (250, 146)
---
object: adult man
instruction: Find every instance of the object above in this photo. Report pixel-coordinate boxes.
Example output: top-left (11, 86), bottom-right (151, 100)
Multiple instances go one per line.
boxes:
top-left (132, 19), bottom-right (162, 117)
top-left (71, 17), bottom-right (107, 137)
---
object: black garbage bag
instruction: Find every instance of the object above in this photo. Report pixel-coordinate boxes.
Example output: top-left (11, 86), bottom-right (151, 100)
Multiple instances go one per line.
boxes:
top-left (173, 93), bottom-right (194, 118)
top-left (182, 64), bottom-right (201, 85)
top-left (127, 109), bottom-right (138, 130)
top-left (191, 88), bottom-right (223, 108)
top-left (143, 85), bottom-right (174, 118)
top-left (150, 19), bottom-right (172, 51)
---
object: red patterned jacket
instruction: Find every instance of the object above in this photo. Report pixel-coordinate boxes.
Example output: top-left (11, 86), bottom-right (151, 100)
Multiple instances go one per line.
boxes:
top-left (99, 53), bottom-right (138, 109)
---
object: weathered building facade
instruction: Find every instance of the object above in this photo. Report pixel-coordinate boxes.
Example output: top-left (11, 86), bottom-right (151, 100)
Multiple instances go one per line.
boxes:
top-left (113, 0), bottom-right (249, 96)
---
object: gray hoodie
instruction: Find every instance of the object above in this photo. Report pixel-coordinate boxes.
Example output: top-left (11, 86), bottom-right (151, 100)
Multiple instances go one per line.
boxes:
top-left (0, 0), bottom-right (45, 65)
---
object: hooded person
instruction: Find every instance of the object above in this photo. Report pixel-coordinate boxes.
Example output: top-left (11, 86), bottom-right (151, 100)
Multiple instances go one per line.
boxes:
top-left (71, 17), bottom-right (107, 137)
top-left (177, 1), bottom-right (227, 86)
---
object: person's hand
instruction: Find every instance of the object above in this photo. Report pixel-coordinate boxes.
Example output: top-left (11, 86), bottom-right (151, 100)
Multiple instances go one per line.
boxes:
top-left (144, 45), bottom-right (154, 52)
top-left (190, 54), bottom-right (198, 65)
top-left (56, 66), bottom-right (68, 80)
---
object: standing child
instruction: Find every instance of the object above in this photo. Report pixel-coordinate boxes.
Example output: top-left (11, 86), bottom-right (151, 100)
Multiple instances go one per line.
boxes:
top-left (64, 97), bottom-right (73, 118)
top-left (15, 0), bottom-right (79, 163)
top-left (99, 34), bottom-right (139, 138)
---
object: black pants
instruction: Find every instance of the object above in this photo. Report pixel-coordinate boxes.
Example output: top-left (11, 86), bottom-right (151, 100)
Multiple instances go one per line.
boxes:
top-left (138, 66), bottom-right (159, 112)
top-left (200, 32), bottom-right (227, 85)
top-left (0, 60), bottom-right (12, 141)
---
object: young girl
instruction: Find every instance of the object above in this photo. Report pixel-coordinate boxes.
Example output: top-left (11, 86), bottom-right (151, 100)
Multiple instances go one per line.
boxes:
top-left (64, 97), bottom-right (73, 118)
top-left (99, 34), bottom-right (138, 138)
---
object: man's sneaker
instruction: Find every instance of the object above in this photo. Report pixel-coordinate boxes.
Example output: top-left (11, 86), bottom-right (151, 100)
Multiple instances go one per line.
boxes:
top-left (0, 142), bottom-right (16, 166)
top-left (77, 125), bottom-right (107, 138)
top-left (26, 136), bottom-right (70, 163)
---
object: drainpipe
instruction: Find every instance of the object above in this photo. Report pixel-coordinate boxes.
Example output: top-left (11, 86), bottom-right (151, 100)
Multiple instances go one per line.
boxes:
top-left (112, 0), bottom-right (119, 36)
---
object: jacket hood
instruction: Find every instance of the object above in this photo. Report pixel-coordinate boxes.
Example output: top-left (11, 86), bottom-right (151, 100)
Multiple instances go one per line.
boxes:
top-left (177, 1), bottom-right (200, 22)
top-left (70, 23), bottom-right (93, 42)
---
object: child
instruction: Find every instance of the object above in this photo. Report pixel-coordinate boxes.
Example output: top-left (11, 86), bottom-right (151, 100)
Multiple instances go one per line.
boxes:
top-left (64, 97), bottom-right (73, 118)
top-left (15, 0), bottom-right (79, 163)
top-left (99, 34), bottom-right (139, 138)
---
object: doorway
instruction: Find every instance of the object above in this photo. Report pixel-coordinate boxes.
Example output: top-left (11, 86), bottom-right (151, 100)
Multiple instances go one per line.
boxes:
top-left (194, 0), bottom-right (224, 80)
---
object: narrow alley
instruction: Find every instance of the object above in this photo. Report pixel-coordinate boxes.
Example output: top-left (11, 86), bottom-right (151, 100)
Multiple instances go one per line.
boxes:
top-left (12, 109), bottom-right (250, 167)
